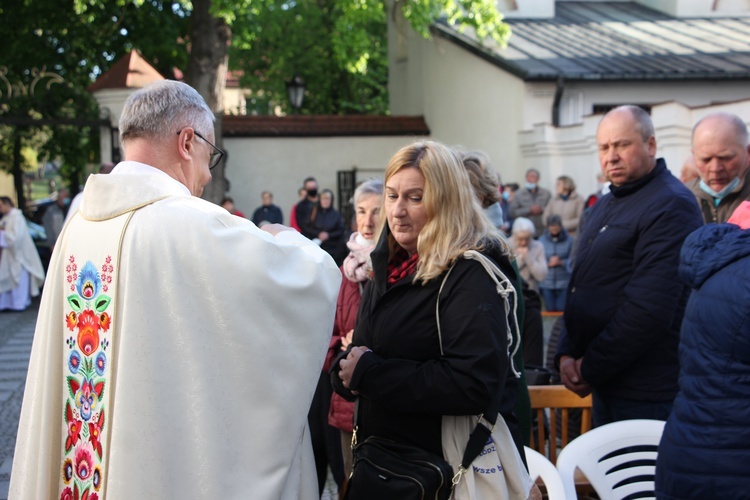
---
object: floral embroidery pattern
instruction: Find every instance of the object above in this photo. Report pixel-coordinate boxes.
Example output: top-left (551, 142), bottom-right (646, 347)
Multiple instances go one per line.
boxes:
top-left (60, 255), bottom-right (113, 500)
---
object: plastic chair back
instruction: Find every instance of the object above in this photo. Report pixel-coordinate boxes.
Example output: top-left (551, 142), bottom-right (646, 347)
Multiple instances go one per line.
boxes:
top-left (556, 419), bottom-right (666, 500)
top-left (524, 446), bottom-right (566, 500)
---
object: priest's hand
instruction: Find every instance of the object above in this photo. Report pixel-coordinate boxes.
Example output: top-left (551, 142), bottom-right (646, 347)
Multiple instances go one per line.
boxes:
top-left (260, 223), bottom-right (293, 236)
top-left (560, 355), bottom-right (592, 397)
top-left (339, 345), bottom-right (371, 395)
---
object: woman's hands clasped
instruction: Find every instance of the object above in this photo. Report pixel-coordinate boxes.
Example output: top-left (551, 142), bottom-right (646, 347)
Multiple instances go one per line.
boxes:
top-left (338, 345), bottom-right (371, 395)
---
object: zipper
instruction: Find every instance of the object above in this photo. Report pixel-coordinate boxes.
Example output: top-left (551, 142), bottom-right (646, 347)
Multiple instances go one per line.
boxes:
top-left (358, 457), bottom-right (427, 499)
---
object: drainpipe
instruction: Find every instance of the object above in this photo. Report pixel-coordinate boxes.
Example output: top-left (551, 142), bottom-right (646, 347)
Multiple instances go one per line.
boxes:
top-left (552, 76), bottom-right (565, 127)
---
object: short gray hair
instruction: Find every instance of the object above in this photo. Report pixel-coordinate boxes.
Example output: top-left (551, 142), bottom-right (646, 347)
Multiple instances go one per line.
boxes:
top-left (692, 112), bottom-right (749, 147)
top-left (512, 217), bottom-right (536, 236)
top-left (352, 178), bottom-right (383, 205)
top-left (119, 80), bottom-right (214, 144)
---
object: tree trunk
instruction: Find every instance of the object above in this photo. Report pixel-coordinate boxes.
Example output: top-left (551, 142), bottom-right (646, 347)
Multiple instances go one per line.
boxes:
top-left (12, 129), bottom-right (26, 211)
top-left (185, 0), bottom-right (231, 204)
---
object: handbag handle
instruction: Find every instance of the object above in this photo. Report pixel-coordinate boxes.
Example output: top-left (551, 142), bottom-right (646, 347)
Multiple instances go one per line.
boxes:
top-left (436, 250), bottom-right (518, 485)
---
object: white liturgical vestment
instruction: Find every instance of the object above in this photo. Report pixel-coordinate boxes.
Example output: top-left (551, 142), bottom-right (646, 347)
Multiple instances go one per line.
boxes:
top-left (10, 162), bottom-right (341, 499)
top-left (0, 207), bottom-right (45, 309)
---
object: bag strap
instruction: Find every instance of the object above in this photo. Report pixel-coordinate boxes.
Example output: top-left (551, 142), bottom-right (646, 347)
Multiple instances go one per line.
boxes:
top-left (436, 250), bottom-right (520, 486)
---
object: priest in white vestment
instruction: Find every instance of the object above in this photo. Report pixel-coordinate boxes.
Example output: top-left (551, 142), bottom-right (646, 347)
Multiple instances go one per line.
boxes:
top-left (0, 196), bottom-right (45, 311)
top-left (9, 81), bottom-right (341, 500)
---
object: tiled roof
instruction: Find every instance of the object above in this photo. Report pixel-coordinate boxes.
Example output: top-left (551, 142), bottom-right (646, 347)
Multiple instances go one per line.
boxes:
top-left (222, 115), bottom-right (430, 137)
top-left (88, 50), bottom-right (164, 92)
top-left (434, 2), bottom-right (750, 81)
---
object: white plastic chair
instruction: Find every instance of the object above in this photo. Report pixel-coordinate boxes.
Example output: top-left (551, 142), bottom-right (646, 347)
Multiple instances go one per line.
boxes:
top-left (524, 446), bottom-right (566, 500)
top-left (556, 419), bottom-right (666, 500)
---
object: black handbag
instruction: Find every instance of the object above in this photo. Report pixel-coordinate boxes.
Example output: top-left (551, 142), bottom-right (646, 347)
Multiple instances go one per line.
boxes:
top-left (345, 435), bottom-right (454, 500)
top-left (344, 392), bottom-right (502, 500)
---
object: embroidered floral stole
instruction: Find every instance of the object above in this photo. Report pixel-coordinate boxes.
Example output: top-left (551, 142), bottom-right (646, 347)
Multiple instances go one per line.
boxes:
top-left (58, 209), bottom-right (136, 500)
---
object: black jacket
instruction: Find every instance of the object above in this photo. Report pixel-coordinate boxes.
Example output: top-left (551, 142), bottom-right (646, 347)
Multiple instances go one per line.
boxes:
top-left (558, 159), bottom-right (703, 401)
top-left (251, 204), bottom-right (283, 225)
top-left (332, 229), bottom-right (523, 460)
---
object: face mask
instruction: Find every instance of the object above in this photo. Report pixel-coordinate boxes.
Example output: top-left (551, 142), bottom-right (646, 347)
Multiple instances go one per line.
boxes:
top-left (306, 188), bottom-right (318, 198)
top-left (525, 182), bottom-right (537, 191)
top-left (699, 177), bottom-right (740, 204)
top-left (63, 197), bottom-right (71, 206)
top-left (502, 191), bottom-right (510, 201)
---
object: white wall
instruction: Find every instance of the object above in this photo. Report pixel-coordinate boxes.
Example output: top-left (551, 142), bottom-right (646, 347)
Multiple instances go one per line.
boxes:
top-left (637, 0), bottom-right (750, 17)
top-left (222, 135), bottom-right (422, 223)
top-left (559, 81), bottom-right (750, 126)
top-left (0, 171), bottom-right (14, 202)
top-left (389, 12), bottom-right (528, 186)
top-left (92, 88), bottom-right (137, 163)
top-left (519, 99), bottom-right (750, 198)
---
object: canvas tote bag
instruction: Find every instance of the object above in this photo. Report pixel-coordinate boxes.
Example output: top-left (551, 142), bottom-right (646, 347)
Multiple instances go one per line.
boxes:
top-left (437, 250), bottom-right (536, 500)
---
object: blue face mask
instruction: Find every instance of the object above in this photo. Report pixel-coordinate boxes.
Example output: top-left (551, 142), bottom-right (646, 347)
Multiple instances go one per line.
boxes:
top-left (63, 197), bottom-right (71, 206)
top-left (502, 191), bottom-right (511, 201)
top-left (699, 177), bottom-right (740, 206)
top-left (525, 182), bottom-right (537, 191)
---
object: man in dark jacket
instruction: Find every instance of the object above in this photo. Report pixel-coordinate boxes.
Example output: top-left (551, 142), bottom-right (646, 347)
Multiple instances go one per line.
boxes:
top-left (556, 105), bottom-right (703, 426)
top-left (251, 190), bottom-right (284, 226)
top-left (296, 176), bottom-right (321, 239)
top-left (686, 112), bottom-right (750, 224)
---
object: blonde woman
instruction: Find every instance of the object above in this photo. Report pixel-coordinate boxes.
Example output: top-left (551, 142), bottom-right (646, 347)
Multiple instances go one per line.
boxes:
top-left (332, 140), bottom-right (531, 499)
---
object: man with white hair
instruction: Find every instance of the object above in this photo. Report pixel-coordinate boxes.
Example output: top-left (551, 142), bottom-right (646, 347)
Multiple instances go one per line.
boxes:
top-left (687, 112), bottom-right (750, 223)
top-left (10, 80), bottom-right (341, 499)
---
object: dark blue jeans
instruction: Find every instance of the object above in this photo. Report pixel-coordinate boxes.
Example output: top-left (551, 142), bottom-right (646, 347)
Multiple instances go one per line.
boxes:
top-left (592, 390), bottom-right (673, 428)
top-left (540, 287), bottom-right (567, 312)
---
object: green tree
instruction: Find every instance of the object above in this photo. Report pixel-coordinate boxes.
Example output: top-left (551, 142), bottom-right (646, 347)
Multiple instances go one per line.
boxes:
top-left (0, 0), bottom-right (190, 208)
top-left (2, 0), bottom-right (509, 205)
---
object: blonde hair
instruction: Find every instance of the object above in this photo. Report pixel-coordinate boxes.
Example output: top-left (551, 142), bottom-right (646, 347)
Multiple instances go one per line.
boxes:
top-left (377, 140), bottom-right (511, 283)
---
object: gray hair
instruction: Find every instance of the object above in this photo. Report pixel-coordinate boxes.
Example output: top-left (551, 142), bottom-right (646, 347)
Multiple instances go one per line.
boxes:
top-left (352, 178), bottom-right (384, 205)
top-left (604, 105), bottom-right (654, 141)
top-left (512, 217), bottom-right (536, 236)
top-left (119, 80), bottom-right (214, 145)
top-left (692, 112), bottom-right (749, 147)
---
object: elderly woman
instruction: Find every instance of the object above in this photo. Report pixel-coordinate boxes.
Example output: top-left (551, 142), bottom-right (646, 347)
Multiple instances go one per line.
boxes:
top-left (538, 214), bottom-right (574, 312)
top-left (322, 178), bottom-right (383, 486)
top-left (332, 140), bottom-right (533, 499)
top-left (542, 175), bottom-right (584, 237)
top-left (510, 217), bottom-right (548, 293)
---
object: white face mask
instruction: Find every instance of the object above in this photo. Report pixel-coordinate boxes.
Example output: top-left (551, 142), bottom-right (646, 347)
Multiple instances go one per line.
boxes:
top-left (525, 182), bottom-right (537, 191)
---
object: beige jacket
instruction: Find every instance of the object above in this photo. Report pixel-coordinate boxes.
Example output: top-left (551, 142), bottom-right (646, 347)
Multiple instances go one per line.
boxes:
top-left (543, 192), bottom-right (585, 237)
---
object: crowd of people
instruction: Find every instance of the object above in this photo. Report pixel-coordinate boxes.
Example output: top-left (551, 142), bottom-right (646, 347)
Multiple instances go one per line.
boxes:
top-left (3, 79), bottom-right (750, 499)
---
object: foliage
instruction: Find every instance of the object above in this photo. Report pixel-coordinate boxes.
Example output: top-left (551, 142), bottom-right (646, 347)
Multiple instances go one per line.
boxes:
top-left (400, 0), bottom-right (510, 44)
top-left (0, 0), bottom-right (509, 200)
top-left (228, 0), bottom-right (388, 115)
top-left (0, 0), bottom-right (190, 197)
top-left (225, 0), bottom-right (508, 115)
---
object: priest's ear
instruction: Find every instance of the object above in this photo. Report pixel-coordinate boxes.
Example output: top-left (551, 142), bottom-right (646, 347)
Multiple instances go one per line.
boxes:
top-left (175, 128), bottom-right (197, 162)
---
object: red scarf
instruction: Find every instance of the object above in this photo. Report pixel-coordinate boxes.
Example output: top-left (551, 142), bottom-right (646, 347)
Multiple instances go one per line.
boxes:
top-left (387, 249), bottom-right (419, 285)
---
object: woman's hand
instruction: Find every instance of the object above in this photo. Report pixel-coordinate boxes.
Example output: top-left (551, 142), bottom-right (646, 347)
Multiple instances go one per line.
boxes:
top-left (338, 345), bottom-right (371, 395)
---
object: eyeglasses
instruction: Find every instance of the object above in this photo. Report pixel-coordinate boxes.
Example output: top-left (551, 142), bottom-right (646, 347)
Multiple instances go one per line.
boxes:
top-left (176, 129), bottom-right (226, 170)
